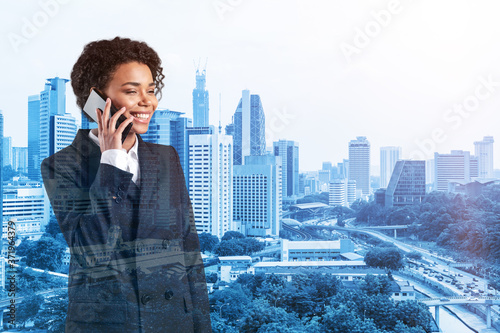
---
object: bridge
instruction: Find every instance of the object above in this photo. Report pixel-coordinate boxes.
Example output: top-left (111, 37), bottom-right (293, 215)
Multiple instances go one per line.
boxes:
top-left (420, 296), bottom-right (500, 329)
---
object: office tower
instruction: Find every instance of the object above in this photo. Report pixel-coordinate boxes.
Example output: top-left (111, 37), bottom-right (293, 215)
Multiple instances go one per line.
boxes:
top-left (299, 173), bottom-right (306, 195)
top-left (233, 154), bottom-right (282, 237)
top-left (434, 151), bottom-right (479, 192)
top-left (426, 159), bottom-right (435, 186)
top-left (273, 140), bottom-right (299, 198)
top-left (226, 90), bottom-right (266, 165)
top-left (0, 110), bottom-right (3, 222)
top-left (192, 66), bottom-right (209, 127)
top-left (474, 136), bottom-right (494, 178)
top-left (188, 126), bottom-right (233, 238)
top-left (380, 146), bottom-right (401, 188)
top-left (3, 136), bottom-right (12, 167)
top-left (348, 136), bottom-right (370, 196)
top-left (304, 176), bottom-right (318, 195)
top-left (142, 109), bottom-right (192, 188)
top-left (51, 114), bottom-right (77, 155)
top-left (329, 179), bottom-right (347, 207)
top-left (12, 147), bottom-right (28, 174)
top-left (28, 77), bottom-right (70, 181)
top-left (27, 95), bottom-right (41, 180)
top-left (385, 160), bottom-right (426, 207)
top-left (347, 180), bottom-right (357, 205)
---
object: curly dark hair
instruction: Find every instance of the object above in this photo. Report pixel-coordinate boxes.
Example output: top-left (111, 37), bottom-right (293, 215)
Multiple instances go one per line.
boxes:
top-left (71, 37), bottom-right (164, 121)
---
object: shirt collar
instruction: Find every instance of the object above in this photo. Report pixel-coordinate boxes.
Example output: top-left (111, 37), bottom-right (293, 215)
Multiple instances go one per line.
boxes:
top-left (88, 130), bottom-right (139, 158)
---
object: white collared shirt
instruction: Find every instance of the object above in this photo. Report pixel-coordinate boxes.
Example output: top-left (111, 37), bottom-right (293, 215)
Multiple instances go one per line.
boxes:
top-left (89, 130), bottom-right (141, 185)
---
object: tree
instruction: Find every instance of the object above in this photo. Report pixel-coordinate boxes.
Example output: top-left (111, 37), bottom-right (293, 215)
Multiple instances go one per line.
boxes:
top-left (44, 216), bottom-right (62, 238)
top-left (17, 293), bottom-right (44, 328)
top-left (406, 251), bottom-right (422, 261)
top-left (199, 232), bottom-right (220, 253)
top-left (206, 272), bottom-right (218, 283)
top-left (360, 274), bottom-right (392, 296)
top-left (364, 247), bottom-right (404, 271)
top-left (221, 231), bottom-right (245, 241)
top-left (22, 235), bottom-right (65, 271)
top-left (34, 289), bottom-right (68, 332)
top-left (394, 300), bottom-right (432, 332)
top-left (321, 304), bottom-right (382, 333)
top-left (239, 298), bottom-right (302, 333)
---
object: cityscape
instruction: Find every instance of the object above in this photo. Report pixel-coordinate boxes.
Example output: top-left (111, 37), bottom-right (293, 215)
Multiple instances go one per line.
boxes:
top-left (1, 65), bottom-right (500, 332)
top-left (3, 1), bottom-right (500, 332)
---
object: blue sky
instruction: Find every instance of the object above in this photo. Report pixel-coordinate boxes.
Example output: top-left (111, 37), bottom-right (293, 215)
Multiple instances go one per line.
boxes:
top-left (1, 0), bottom-right (500, 172)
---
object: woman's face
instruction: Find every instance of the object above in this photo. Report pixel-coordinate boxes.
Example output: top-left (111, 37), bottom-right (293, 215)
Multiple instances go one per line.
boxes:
top-left (103, 61), bottom-right (158, 135)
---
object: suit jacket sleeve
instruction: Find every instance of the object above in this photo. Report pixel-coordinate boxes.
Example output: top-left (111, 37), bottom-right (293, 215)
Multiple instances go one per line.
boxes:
top-left (41, 150), bottom-right (135, 269)
top-left (172, 148), bottom-right (212, 332)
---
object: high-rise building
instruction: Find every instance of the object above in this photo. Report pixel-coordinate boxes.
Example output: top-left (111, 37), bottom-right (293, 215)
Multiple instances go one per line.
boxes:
top-left (28, 77), bottom-right (70, 181)
top-left (347, 180), bottom-right (357, 205)
top-left (348, 136), bottom-right (370, 196)
top-left (12, 147), bottom-right (28, 174)
top-left (28, 95), bottom-right (41, 180)
top-left (142, 109), bottom-right (192, 189)
top-left (474, 136), bottom-right (494, 178)
top-left (233, 154), bottom-right (282, 237)
top-left (188, 126), bottom-right (233, 238)
top-left (226, 90), bottom-right (266, 165)
top-left (192, 67), bottom-right (209, 127)
top-left (273, 140), bottom-right (299, 198)
top-left (329, 179), bottom-right (347, 207)
top-left (385, 160), bottom-right (426, 208)
top-left (3, 181), bottom-right (49, 224)
top-left (380, 146), bottom-right (401, 188)
top-left (3, 136), bottom-right (12, 168)
top-left (51, 114), bottom-right (77, 156)
top-left (434, 150), bottom-right (479, 192)
top-left (0, 110), bottom-right (3, 222)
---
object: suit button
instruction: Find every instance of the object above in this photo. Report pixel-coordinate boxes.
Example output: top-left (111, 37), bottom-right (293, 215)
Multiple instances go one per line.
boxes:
top-left (162, 239), bottom-right (170, 249)
top-left (115, 197), bottom-right (122, 204)
top-left (141, 294), bottom-right (152, 305)
top-left (164, 290), bottom-right (174, 300)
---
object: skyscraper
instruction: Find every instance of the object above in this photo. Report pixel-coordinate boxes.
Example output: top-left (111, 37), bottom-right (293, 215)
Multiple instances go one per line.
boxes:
top-left (385, 160), bottom-right (426, 208)
top-left (348, 136), bottom-right (370, 196)
top-left (142, 109), bottom-right (192, 188)
top-left (12, 147), bottom-right (28, 174)
top-left (273, 140), bottom-right (299, 198)
top-left (329, 179), bottom-right (347, 207)
top-left (188, 126), bottom-right (233, 238)
top-left (192, 66), bottom-right (209, 127)
top-left (434, 150), bottom-right (479, 192)
top-left (474, 136), bottom-right (494, 178)
top-left (233, 154), bottom-right (282, 237)
top-left (380, 146), bottom-right (401, 188)
top-left (3, 136), bottom-right (12, 168)
top-left (28, 77), bottom-right (71, 181)
top-left (226, 90), bottom-right (266, 165)
top-left (0, 110), bottom-right (3, 222)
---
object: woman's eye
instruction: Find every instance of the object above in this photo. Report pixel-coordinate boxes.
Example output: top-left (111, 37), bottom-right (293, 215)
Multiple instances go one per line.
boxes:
top-left (126, 90), bottom-right (136, 94)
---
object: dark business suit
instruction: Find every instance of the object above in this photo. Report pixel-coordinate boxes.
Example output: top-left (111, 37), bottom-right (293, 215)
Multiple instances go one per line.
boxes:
top-left (41, 129), bottom-right (211, 332)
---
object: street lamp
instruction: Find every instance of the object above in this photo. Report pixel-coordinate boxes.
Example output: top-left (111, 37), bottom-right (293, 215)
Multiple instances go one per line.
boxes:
top-left (219, 303), bottom-right (228, 317)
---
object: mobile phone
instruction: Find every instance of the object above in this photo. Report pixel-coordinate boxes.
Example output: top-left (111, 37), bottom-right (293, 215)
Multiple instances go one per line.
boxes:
top-left (83, 89), bottom-right (132, 143)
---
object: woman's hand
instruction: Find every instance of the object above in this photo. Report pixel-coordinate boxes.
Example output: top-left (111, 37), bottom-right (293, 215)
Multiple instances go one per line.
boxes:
top-left (95, 98), bottom-right (135, 153)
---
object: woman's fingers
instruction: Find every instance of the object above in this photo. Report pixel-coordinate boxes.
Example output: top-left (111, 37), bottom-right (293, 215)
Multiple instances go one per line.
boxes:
top-left (115, 115), bottom-right (135, 139)
top-left (109, 106), bottom-right (127, 133)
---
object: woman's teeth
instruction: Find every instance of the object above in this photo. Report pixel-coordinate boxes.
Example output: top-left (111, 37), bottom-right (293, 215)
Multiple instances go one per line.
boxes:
top-left (133, 114), bottom-right (149, 119)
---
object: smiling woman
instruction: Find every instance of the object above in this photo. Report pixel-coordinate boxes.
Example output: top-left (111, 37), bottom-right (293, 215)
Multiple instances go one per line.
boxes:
top-left (41, 37), bottom-right (211, 333)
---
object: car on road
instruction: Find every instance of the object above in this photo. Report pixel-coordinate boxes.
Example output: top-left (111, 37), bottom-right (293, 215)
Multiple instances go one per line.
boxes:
top-left (473, 278), bottom-right (479, 282)
top-left (440, 298), bottom-right (450, 302)
top-left (468, 297), bottom-right (478, 301)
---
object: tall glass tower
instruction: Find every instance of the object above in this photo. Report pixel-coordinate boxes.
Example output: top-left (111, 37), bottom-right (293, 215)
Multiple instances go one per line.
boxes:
top-left (192, 67), bottom-right (209, 127)
top-left (226, 90), bottom-right (266, 165)
top-left (28, 77), bottom-right (71, 181)
top-left (348, 136), bottom-right (370, 196)
top-left (474, 136), bottom-right (494, 178)
top-left (0, 110), bottom-right (3, 222)
top-left (273, 140), bottom-right (299, 197)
